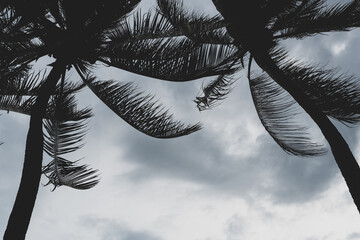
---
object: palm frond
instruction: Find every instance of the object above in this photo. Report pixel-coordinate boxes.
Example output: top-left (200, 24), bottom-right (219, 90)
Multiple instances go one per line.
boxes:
top-left (60, 0), bottom-right (141, 32)
top-left (0, 6), bottom-right (26, 33)
top-left (42, 157), bottom-right (99, 190)
top-left (262, 0), bottom-right (304, 22)
top-left (156, 0), bottom-right (232, 44)
top-left (270, 0), bottom-right (323, 29)
top-left (45, 0), bottom-right (65, 28)
top-left (0, 41), bottom-right (40, 83)
top-left (42, 105), bottom-right (98, 190)
top-left (195, 73), bottom-right (237, 111)
top-left (274, 0), bottom-right (360, 39)
top-left (0, 93), bottom-right (92, 121)
top-left (79, 73), bottom-right (201, 138)
top-left (0, 95), bottom-right (33, 115)
top-left (280, 61), bottom-right (360, 124)
top-left (2, 62), bottom-right (83, 96)
top-left (101, 37), bottom-right (238, 81)
top-left (1, 70), bottom-right (45, 96)
top-left (0, 61), bottom-right (31, 94)
top-left (47, 94), bottom-right (93, 121)
top-left (105, 9), bottom-right (175, 46)
top-left (1, 67), bottom-right (89, 120)
top-left (104, 4), bottom-right (230, 54)
top-left (1, 39), bottom-right (45, 64)
top-left (249, 72), bottom-right (326, 156)
top-left (194, 49), bottom-right (244, 111)
top-left (43, 119), bottom-right (87, 157)
top-left (194, 48), bottom-right (245, 111)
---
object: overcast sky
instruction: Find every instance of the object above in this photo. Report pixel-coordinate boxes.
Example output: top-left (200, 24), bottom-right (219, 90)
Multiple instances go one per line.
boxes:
top-left (1, 0), bottom-right (360, 239)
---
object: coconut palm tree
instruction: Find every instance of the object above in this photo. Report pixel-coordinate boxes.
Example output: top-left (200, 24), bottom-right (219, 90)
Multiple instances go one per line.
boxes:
top-left (4, 0), bottom-right (359, 238)
top-left (1, 0), bottom-right (238, 238)
top-left (149, 0), bottom-right (360, 214)
top-left (210, 0), bottom-right (360, 213)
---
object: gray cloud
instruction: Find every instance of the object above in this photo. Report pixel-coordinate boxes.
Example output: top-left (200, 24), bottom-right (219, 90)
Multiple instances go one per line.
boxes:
top-left (75, 0), bottom-right (360, 209)
top-left (81, 216), bottom-right (163, 240)
top-left (87, 51), bottom-right (343, 206)
top-left (225, 214), bottom-right (244, 240)
top-left (347, 232), bottom-right (360, 240)
top-left (114, 107), bottom-right (339, 204)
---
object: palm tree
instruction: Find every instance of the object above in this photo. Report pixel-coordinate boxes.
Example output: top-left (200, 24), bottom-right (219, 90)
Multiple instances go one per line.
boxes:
top-left (149, 0), bottom-right (360, 214)
top-left (210, 0), bottom-right (360, 212)
top-left (5, 0), bottom-right (358, 238)
top-left (1, 0), bottom-right (238, 238)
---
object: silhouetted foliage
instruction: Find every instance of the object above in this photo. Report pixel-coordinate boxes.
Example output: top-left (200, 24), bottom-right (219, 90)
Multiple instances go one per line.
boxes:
top-left (154, 0), bottom-right (360, 214)
top-left (0, 0), bottom-right (237, 238)
top-left (4, 0), bottom-right (360, 238)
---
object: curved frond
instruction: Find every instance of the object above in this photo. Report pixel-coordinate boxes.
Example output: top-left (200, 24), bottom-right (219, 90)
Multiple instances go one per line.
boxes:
top-left (270, 0), bottom-right (323, 30)
top-left (43, 118), bottom-right (87, 157)
top-left (280, 62), bottom-right (360, 124)
top-left (0, 41), bottom-right (42, 88)
top-left (0, 95), bottom-right (33, 115)
top-left (0, 6), bottom-right (40, 42)
top-left (0, 93), bottom-right (92, 121)
top-left (194, 51), bottom-right (244, 111)
top-left (0, 62), bottom-right (30, 95)
top-left (274, 0), bottom-right (360, 39)
top-left (42, 157), bottom-right (99, 190)
top-left (60, 0), bottom-right (141, 32)
top-left (42, 105), bottom-right (98, 190)
top-left (1, 70), bottom-right (45, 96)
top-left (105, 9), bottom-right (174, 44)
top-left (101, 38), bottom-right (238, 81)
top-left (195, 73), bottom-right (237, 111)
top-left (156, 0), bottom-right (232, 44)
top-left (47, 94), bottom-right (93, 121)
top-left (1, 68), bottom-right (89, 120)
top-left (105, 2), bottom-right (230, 47)
top-left (249, 72), bottom-right (326, 156)
top-left (79, 74), bottom-right (201, 138)
top-left (263, 0), bottom-right (304, 23)
top-left (1, 39), bottom-right (45, 65)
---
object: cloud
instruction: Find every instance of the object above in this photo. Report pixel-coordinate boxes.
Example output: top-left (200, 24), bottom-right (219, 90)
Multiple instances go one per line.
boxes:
top-left (347, 232), bottom-right (360, 240)
top-left (114, 103), bottom-right (339, 204)
top-left (81, 217), bottom-right (163, 240)
top-left (225, 214), bottom-right (244, 240)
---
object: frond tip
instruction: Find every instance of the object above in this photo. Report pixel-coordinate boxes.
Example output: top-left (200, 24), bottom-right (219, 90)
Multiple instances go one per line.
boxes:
top-left (42, 158), bottom-right (99, 190)
top-left (195, 73), bottom-right (237, 111)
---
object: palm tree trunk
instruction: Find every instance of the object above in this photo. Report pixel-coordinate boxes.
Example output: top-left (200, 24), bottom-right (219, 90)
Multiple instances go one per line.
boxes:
top-left (4, 60), bottom-right (66, 240)
top-left (251, 50), bottom-right (360, 213)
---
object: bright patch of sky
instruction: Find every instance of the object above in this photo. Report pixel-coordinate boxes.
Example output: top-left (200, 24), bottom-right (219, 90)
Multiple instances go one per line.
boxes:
top-left (331, 42), bottom-right (347, 55)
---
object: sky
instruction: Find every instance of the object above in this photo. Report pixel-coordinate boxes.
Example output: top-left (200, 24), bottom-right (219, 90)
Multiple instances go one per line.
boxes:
top-left (1, 0), bottom-right (360, 239)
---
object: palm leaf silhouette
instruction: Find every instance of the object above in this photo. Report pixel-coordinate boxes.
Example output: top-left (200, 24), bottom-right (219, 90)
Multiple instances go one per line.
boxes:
top-left (42, 115), bottom-right (99, 190)
top-left (80, 73), bottom-right (201, 138)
